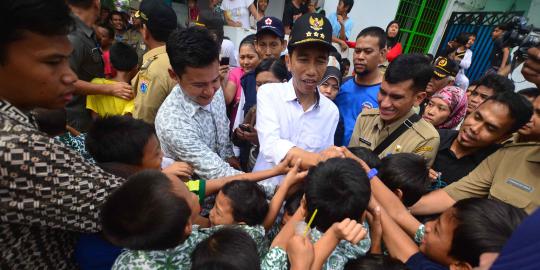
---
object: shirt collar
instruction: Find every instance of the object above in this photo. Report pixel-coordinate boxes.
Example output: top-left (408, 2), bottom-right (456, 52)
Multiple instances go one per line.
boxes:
top-left (143, 46), bottom-right (167, 62)
top-left (0, 99), bottom-right (37, 128)
top-left (176, 84), bottom-right (209, 117)
top-left (526, 145), bottom-right (540, 162)
top-left (282, 80), bottom-right (321, 109)
top-left (375, 108), bottom-right (415, 131)
top-left (72, 15), bottom-right (94, 39)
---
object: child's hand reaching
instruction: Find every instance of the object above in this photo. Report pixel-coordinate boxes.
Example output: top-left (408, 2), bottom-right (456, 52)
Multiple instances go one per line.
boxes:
top-left (287, 235), bottom-right (314, 270)
top-left (366, 205), bottom-right (383, 254)
top-left (339, 146), bottom-right (371, 173)
top-left (332, 218), bottom-right (368, 245)
top-left (274, 155), bottom-right (293, 175)
top-left (162, 162), bottom-right (193, 180)
top-left (283, 158), bottom-right (308, 188)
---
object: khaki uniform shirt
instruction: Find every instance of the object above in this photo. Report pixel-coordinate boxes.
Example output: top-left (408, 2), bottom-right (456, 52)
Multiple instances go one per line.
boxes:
top-left (444, 142), bottom-right (540, 214)
top-left (132, 46), bottom-right (176, 124)
top-left (349, 108), bottom-right (440, 166)
top-left (121, 28), bottom-right (146, 65)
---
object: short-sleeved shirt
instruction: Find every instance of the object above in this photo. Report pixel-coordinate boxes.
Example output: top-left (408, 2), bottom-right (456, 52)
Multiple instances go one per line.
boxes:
top-left (334, 79), bottom-right (380, 145)
top-left (282, 1), bottom-right (308, 28)
top-left (432, 129), bottom-right (500, 185)
top-left (67, 15), bottom-right (104, 132)
top-left (132, 46), bottom-right (177, 124)
top-left (444, 142), bottom-right (540, 214)
top-left (221, 0), bottom-right (254, 28)
top-left (406, 252), bottom-right (447, 270)
top-left (260, 247), bottom-right (288, 270)
top-left (328, 12), bottom-right (354, 40)
top-left (349, 109), bottom-right (440, 166)
top-left (87, 78), bottom-right (134, 117)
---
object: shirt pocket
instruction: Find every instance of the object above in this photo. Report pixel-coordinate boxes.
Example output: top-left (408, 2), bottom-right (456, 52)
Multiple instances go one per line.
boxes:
top-left (490, 179), bottom-right (533, 210)
top-left (301, 134), bottom-right (325, 152)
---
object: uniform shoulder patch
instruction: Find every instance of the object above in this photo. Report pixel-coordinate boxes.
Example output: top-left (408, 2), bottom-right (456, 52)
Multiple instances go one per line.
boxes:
top-left (360, 108), bottom-right (380, 116)
top-left (414, 146), bottom-right (434, 153)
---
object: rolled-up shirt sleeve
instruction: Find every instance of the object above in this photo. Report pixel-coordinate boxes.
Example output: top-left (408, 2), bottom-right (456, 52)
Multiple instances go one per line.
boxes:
top-left (256, 86), bottom-right (296, 165)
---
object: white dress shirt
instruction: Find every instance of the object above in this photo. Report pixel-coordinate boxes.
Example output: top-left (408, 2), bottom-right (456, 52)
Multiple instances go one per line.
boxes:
top-left (254, 80), bottom-right (339, 186)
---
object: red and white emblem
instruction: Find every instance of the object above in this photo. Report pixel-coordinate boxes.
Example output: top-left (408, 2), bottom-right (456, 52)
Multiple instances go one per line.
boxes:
top-left (265, 18), bottom-right (272, 25)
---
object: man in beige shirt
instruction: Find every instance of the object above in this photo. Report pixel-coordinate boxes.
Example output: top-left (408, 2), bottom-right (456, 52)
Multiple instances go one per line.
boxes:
top-left (349, 53), bottom-right (440, 165)
top-left (132, 0), bottom-right (177, 124)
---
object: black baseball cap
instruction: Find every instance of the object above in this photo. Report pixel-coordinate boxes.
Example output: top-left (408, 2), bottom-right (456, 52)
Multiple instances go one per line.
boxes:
top-left (288, 13), bottom-right (333, 51)
top-left (256, 16), bottom-right (285, 39)
top-left (433, 56), bottom-right (459, 78)
top-left (135, 0), bottom-right (177, 34)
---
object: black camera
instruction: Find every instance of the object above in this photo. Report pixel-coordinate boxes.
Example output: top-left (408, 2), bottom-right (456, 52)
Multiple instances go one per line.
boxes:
top-left (502, 16), bottom-right (540, 61)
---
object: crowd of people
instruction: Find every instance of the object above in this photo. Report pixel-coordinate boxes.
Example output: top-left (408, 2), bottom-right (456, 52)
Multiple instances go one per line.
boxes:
top-left (1, 0), bottom-right (540, 269)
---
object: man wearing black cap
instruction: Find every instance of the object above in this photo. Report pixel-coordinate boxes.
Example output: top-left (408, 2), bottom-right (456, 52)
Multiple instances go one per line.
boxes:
top-left (131, 0), bottom-right (178, 124)
top-left (240, 16), bottom-right (287, 116)
top-left (66, 0), bottom-right (134, 132)
top-left (420, 56), bottom-right (459, 115)
top-left (254, 13), bottom-right (339, 185)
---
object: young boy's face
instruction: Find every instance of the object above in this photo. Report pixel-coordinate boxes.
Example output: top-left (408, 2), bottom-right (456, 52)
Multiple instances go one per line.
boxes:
top-left (288, 44), bottom-right (329, 97)
top-left (96, 26), bottom-right (113, 49)
top-left (209, 191), bottom-right (236, 226)
top-left (141, 135), bottom-right (164, 170)
top-left (169, 174), bottom-right (201, 221)
top-left (255, 33), bottom-right (285, 60)
top-left (420, 207), bottom-right (458, 265)
top-left (492, 27), bottom-right (504, 39)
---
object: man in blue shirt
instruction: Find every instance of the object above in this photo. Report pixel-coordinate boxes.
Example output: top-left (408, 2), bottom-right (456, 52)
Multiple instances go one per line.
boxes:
top-left (327, 0), bottom-right (354, 52)
top-left (335, 27), bottom-right (386, 145)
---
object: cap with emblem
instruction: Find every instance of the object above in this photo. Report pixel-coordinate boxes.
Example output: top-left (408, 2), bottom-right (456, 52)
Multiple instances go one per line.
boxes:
top-left (256, 16), bottom-right (285, 39)
top-left (135, 0), bottom-right (177, 37)
top-left (288, 13), bottom-right (333, 51)
top-left (433, 56), bottom-right (459, 79)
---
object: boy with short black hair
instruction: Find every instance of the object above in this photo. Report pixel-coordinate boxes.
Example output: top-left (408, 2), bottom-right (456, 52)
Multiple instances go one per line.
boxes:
top-left (304, 158), bottom-right (372, 269)
top-left (378, 153), bottom-right (430, 207)
top-left (86, 42), bottom-right (139, 117)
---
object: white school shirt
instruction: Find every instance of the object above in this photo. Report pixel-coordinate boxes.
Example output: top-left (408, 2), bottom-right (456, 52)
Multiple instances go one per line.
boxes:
top-left (455, 49), bottom-right (473, 90)
top-left (221, 0), bottom-right (254, 29)
top-left (254, 80), bottom-right (339, 187)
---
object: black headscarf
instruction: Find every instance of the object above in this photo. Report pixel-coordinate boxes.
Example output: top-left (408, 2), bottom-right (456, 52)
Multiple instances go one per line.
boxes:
top-left (386, 20), bottom-right (400, 49)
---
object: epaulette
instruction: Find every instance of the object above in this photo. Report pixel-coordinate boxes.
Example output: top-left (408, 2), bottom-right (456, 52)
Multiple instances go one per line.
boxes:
top-left (140, 55), bottom-right (158, 70)
top-left (502, 141), bottom-right (540, 148)
top-left (360, 108), bottom-right (380, 116)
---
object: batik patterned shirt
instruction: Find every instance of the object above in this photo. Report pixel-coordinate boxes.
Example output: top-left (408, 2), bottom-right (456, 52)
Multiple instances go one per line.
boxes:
top-left (155, 85), bottom-right (241, 180)
top-left (112, 224), bottom-right (268, 270)
top-left (0, 99), bottom-right (124, 269)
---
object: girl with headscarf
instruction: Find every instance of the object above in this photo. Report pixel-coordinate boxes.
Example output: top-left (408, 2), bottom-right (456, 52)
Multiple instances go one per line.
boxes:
top-left (422, 86), bottom-right (468, 129)
top-left (319, 66), bottom-right (342, 101)
top-left (385, 20), bottom-right (402, 62)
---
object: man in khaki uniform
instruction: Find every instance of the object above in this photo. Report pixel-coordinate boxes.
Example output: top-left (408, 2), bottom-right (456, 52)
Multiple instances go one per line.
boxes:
top-left (349, 54), bottom-right (440, 166)
top-left (132, 0), bottom-right (177, 124)
top-left (411, 94), bottom-right (540, 214)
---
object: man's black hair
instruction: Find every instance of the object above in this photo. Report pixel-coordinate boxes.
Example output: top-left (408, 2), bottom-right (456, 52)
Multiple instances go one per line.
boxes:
top-left (483, 91), bottom-right (533, 133)
top-left (199, 10), bottom-right (225, 44)
top-left (342, 0), bottom-right (354, 13)
top-left (85, 116), bottom-right (156, 165)
top-left (517, 87), bottom-right (540, 99)
top-left (221, 181), bottom-right (269, 226)
top-left (378, 153), bottom-right (430, 207)
top-left (101, 170), bottom-right (192, 250)
top-left (110, 42), bottom-right (139, 71)
top-left (455, 32), bottom-right (471, 46)
top-left (476, 73), bottom-right (515, 94)
top-left (356, 26), bottom-right (387, 49)
top-left (284, 189), bottom-right (304, 216)
top-left (450, 198), bottom-right (527, 267)
top-left (98, 23), bottom-right (115, 41)
top-left (167, 27), bottom-right (220, 77)
top-left (191, 228), bottom-right (261, 270)
top-left (305, 158), bottom-right (371, 232)
top-left (65, 0), bottom-right (94, 9)
top-left (347, 147), bottom-right (382, 169)
top-left (254, 58), bottom-right (289, 82)
top-left (1, 0), bottom-right (74, 64)
top-left (495, 24), bottom-right (508, 31)
top-left (385, 53), bottom-right (433, 92)
top-left (345, 254), bottom-right (407, 270)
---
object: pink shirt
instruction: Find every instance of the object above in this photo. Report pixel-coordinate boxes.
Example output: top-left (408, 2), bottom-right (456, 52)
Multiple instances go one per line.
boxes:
top-left (228, 67), bottom-right (245, 128)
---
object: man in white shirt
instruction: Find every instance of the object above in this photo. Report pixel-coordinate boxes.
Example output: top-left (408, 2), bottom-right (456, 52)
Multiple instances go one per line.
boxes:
top-left (254, 13), bottom-right (340, 186)
top-left (155, 27), bottom-right (241, 180)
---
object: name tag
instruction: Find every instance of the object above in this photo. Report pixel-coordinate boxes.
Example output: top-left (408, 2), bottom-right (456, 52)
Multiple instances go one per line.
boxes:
top-left (505, 179), bottom-right (533, 193)
top-left (359, 137), bottom-right (371, 146)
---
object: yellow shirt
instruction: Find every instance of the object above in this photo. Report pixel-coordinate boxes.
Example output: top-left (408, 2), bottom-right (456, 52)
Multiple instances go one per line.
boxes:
top-left (86, 78), bottom-right (134, 117)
